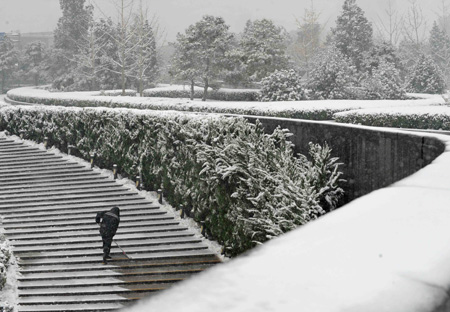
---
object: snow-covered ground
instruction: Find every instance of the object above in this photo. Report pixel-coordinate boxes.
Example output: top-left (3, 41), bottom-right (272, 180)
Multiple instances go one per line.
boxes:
top-left (121, 125), bottom-right (450, 312)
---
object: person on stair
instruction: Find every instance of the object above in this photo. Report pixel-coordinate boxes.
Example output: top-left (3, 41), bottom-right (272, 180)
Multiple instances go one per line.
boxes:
top-left (95, 206), bottom-right (120, 264)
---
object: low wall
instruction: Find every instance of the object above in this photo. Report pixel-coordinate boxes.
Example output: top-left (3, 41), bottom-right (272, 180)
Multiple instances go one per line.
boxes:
top-left (126, 121), bottom-right (450, 312)
top-left (244, 116), bottom-right (446, 203)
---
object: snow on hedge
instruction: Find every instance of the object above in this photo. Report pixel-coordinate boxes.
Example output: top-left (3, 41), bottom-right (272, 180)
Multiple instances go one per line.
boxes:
top-left (335, 105), bottom-right (450, 130)
top-left (6, 87), bottom-right (446, 121)
top-left (0, 105), bottom-right (344, 256)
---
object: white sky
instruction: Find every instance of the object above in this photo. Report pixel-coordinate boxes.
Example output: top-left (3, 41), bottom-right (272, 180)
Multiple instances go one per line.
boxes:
top-left (0, 0), bottom-right (446, 41)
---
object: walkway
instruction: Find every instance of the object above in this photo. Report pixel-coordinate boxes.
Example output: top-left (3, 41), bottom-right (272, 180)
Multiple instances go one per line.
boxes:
top-left (0, 136), bottom-right (221, 312)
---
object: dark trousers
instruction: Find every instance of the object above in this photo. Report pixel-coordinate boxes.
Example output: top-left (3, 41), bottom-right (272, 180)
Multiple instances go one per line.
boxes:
top-left (102, 235), bottom-right (113, 257)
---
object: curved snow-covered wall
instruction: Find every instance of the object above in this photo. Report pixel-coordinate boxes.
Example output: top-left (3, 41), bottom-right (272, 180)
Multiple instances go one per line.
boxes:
top-left (124, 122), bottom-right (450, 312)
top-left (244, 116), bottom-right (445, 203)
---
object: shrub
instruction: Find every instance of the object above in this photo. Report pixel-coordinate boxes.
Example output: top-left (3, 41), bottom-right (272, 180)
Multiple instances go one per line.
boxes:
top-left (98, 89), bottom-right (137, 97)
top-left (361, 60), bottom-right (406, 100)
top-left (307, 46), bottom-right (358, 99)
top-left (143, 87), bottom-right (260, 101)
top-left (259, 69), bottom-right (306, 101)
top-left (407, 54), bottom-right (446, 94)
top-left (0, 106), bottom-right (344, 256)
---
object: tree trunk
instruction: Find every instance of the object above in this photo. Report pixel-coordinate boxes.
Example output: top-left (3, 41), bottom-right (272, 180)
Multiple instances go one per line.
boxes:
top-left (190, 79), bottom-right (194, 100)
top-left (202, 77), bottom-right (208, 101)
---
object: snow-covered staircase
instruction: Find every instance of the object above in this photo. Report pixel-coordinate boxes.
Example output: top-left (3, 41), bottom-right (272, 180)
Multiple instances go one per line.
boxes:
top-left (0, 136), bottom-right (221, 312)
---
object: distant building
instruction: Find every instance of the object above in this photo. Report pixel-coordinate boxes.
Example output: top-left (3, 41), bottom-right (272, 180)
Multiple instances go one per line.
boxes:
top-left (0, 31), bottom-right (53, 49)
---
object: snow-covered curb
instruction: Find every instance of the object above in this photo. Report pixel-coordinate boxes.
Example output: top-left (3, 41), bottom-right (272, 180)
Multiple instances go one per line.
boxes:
top-left (119, 125), bottom-right (450, 312)
top-left (0, 132), bottom-right (227, 263)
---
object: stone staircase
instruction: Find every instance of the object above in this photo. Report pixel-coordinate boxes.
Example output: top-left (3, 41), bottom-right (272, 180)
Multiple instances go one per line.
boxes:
top-left (0, 136), bottom-right (221, 312)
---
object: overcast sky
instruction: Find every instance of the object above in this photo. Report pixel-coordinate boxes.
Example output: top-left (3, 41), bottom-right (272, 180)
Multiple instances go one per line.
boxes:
top-left (0, 0), bottom-right (445, 42)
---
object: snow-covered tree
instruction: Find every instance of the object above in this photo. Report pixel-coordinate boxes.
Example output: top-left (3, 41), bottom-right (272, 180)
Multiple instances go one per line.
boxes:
top-left (292, 2), bottom-right (323, 78)
top-left (407, 54), bottom-right (446, 94)
top-left (330, 0), bottom-right (373, 70)
top-left (52, 0), bottom-right (94, 89)
top-left (375, 0), bottom-right (402, 46)
top-left (402, 0), bottom-right (427, 47)
top-left (260, 69), bottom-right (306, 101)
top-left (361, 60), bottom-right (405, 99)
top-left (22, 42), bottom-right (48, 86)
top-left (129, 6), bottom-right (158, 96)
top-left (429, 21), bottom-right (450, 86)
top-left (362, 41), bottom-right (401, 74)
top-left (171, 15), bottom-right (234, 101)
top-left (239, 19), bottom-right (289, 82)
top-left (307, 45), bottom-right (358, 99)
top-left (0, 37), bottom-right (18, 93)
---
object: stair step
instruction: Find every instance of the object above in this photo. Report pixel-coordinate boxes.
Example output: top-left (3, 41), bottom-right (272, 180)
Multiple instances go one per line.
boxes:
top-left (13, 236), bottom-right (200, 253)
top-left (4, 209), bottom-right (163, 224)
top-left (18, 267), bottom-right (207, 281)
top-left (12, 231), bottom-right (196, 247)
top-left (18, 249), bottom-right (215, 266)
top-left (2, 205), bottom-right (162, 220)
top-left (8, 225), bottom-right (189, 240)
top-left (0, 194), bottom-right (147, 210)
top-left (0, 201), bottom-right (156, 216)
top-left (0, 185), bottom-right (128, 198)
top-left (0, 190), bottom-right (140, 205)
top-left (18, 303), bottom-right (125, 312)
top-left (0, 138), bottom-right (221, 312)
top-left (5, 220), bottom-right (180, 235)
top-left (19, 257), bottom-right (220, 274)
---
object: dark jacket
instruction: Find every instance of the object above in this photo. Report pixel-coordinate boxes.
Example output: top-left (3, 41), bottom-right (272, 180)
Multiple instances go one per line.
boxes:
top-left (96, 207), bottom-right (120, 239)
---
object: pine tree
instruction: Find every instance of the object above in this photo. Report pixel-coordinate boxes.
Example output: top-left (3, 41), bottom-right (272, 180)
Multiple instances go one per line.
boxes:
top-left (23, 42), bottom-right (48, 86)
top-left (0, 37), bottom-right (18, 93)
top-left (52, 0), bottom-right (94, 89)
top-left (292, 2), bottom-right (323, 78)
top-left (331, 0), bottom-right (373, 70)
top-left (407, 54), bottom-right (446, 94)
top-left (429, 21), bottom-right (450, 86)
top-left (307, 45), bottom-right (358, 99)
top-left (170, 15), bottom-right (234, 101)
top-left (129, 7), bottom-right (158, 96)
top-left (239, 19), bottom-right (290, 82)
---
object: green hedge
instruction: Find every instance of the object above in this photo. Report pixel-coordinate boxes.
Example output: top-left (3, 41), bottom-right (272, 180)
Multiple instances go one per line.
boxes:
top-left (334, 110), bottom-right (450, 130)
top-left (6, 88), bottom-right (350, 120)
top-left (0, 106), bottom-right (343, 256)
top-left (143, 88), bottom-right (261, 101)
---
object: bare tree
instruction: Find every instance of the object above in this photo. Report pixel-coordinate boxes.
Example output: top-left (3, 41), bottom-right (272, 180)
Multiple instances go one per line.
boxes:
top-left (375, 0), bottom-right (402, 46)
top-left (402, 0), bottom-right (427, 47)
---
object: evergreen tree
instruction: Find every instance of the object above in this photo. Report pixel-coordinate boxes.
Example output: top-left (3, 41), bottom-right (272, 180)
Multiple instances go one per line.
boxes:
top-left (23, 42), bottom-right (48, 86)
top-left (239, 19), bottom-right (289, 82)
top-left (0, 37), bottom-right (18, 93)
top-left (307, 45), bottom-right (358, 99)
top-left (331, 0), bottom-right (373, 70)
top-left (429, 21), bottom-right (450, 86)
top-left (171, 15), bottom-right (234, 101)
top-left (292, 3), bottom-right (323, 78)
top-left (52, 0), bottom-right (94, 89)
top-left (407, 54), bottom-right (446, 94)
top-left (361, 60), bottom-right (405, 99)
top-left (362, 41), bottom-right (402, 74)
top-left (129, 9), bottom-right (158, 96)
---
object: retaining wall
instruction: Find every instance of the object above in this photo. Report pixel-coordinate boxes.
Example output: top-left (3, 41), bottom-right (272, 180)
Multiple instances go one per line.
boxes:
top-left (244, 116), bottom-right (446, 203)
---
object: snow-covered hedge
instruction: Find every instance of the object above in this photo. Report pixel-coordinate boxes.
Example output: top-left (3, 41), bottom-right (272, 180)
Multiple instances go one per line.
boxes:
top-left (98, 89), bottom-right (137, 97)
top-left (143, 86), bottom-right (260, 101)
top-left (0, 106), bottom-right (343, 256)
top-left (0, 240), bottom-right (11, 291)
top-left (334, 106), bottom-right (450, 130)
